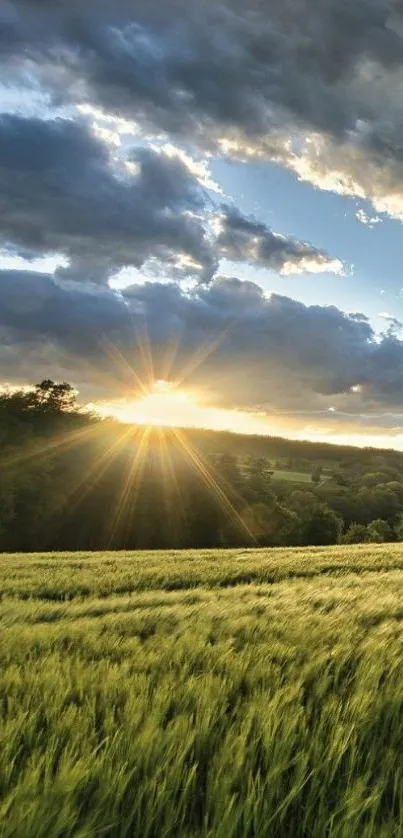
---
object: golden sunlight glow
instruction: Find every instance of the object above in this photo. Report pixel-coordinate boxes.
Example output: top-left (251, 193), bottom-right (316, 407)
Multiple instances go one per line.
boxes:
top-left (93, 382), bottom-right (403, 449)
top-left (95, 380), bottom-right (272, 434)
top-left (78, 319), bottom-right (403, 447)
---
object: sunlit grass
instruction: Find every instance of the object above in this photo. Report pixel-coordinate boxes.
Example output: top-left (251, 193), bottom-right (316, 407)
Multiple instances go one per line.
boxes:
top-left (271, 469), bottom-right (315, 483)
top-left (2, 546), bottom-right (403, 836)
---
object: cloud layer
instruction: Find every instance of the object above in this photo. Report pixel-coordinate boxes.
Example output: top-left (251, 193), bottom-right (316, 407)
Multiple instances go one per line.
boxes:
top-left (3, 0), bottom-right (403, 217)
top-left (0, 113), bottom-right (340, 282)
top-left (2, 271), bottom-right (403, 431)
top-left (0, 115), bottom-right (215, 282)
top-left (217, 208), bottom-right (343, 275)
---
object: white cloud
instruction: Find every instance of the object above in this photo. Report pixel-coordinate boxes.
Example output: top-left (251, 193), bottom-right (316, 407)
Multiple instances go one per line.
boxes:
top-left (355, 208), bottom-right (381, 227)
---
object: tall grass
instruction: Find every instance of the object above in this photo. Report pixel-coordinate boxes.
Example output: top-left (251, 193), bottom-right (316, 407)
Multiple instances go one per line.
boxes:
top-left (2, 546), bottom-right (403, 836)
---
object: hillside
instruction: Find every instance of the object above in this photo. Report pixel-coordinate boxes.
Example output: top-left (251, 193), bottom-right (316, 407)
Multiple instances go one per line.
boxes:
top-left (3, 385), bottom-right (403, 552)
top-left (2, 546), bottom-right (403, 837)
top-left (178, 425), bottom-right (403, 468)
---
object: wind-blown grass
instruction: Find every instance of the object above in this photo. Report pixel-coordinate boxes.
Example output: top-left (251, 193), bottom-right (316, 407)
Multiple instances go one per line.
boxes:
top-left (2, 546), bottom-right (403, 836)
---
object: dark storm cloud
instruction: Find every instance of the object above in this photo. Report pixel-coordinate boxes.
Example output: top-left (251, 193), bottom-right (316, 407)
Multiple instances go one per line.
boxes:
top-left (4, 0), bottom-right (402, 134)
top-left (123, 278), bottom-right (375, 407)
top-left (2, 270), bottom-right (403, 417)
top-left (217, 208), bottom-right (343, 275)
top-left (0, 114), bottom-right (339, 280)
top-left (0, 114), bottom-right (216, 281)
top-left (0, 270), bottom-right (131, 353)
top-left (3, 0), bottom-right (403, 215)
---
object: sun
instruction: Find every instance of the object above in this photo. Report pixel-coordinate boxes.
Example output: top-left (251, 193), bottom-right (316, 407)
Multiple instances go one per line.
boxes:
top-left (95, 379), bottom-right (274, 434)
top-left (126, 380), bottom-right (200, 427)
top-left (97, 380), bottom-right (205, 428)
top-left (91, 306), bottom-right (271, 435)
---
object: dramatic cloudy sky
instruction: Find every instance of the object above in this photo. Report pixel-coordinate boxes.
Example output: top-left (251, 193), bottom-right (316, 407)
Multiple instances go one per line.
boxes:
top-left (2, 0), bottom-right (403, 445)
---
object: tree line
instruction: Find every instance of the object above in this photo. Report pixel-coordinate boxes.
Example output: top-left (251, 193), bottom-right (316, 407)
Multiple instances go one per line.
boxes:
top-left (1, 380), bottom-right (403, 551)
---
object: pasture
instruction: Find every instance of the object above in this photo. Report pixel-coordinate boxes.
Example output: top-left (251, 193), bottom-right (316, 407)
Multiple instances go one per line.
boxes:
top-left (270, 469), bottom-right (314, 483)
top-left (2, 546), bottom-right (403, 836)
top-left (270, 469), bottom-right (332, 484)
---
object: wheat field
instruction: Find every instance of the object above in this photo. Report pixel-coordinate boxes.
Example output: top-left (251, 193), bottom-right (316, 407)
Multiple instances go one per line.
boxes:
top-left (2, 546), bottom-right (403, 837)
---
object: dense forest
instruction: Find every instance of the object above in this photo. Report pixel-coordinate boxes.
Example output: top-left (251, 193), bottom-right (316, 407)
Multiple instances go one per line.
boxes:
top-left (2, 380), bottom-right (403, 551)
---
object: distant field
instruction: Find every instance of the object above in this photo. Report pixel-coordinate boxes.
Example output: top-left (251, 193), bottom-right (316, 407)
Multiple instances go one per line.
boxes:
top-left (3, 546), bottom-right (403, 836)
top-left (240, 467), bottom-right (316, 484)
top-left (271, 469), bottom-right (332, 484)
top-left (271, 468), bottom-right (314, 483)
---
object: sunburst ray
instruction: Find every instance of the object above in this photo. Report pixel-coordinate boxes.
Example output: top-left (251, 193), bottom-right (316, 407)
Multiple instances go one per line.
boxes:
top-left (172, 428), bottom-right (257, 544)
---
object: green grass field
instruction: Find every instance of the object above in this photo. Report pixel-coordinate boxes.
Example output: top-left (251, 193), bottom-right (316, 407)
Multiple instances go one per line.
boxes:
top-left (270, 469), bottom-right (332, 484)
top-left (271, 469), bottom-right (314, 483)
top-left (3, 546), bottom-right (403, 837)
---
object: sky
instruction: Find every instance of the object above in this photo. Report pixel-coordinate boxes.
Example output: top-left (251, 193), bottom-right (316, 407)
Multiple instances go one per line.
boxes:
top-left (2, 0), bottom-right (403, 446)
